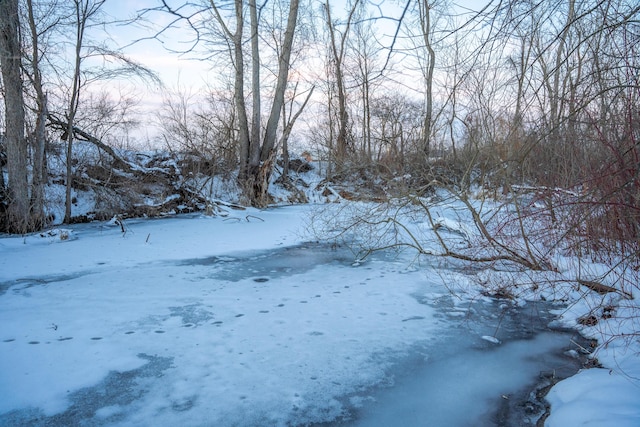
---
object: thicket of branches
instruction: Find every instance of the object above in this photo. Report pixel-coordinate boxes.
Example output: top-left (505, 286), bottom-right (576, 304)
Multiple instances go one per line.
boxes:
top-left (302, 0), bottom-right (639, 340)
top-left (306, 0), bottom-right (639, 269)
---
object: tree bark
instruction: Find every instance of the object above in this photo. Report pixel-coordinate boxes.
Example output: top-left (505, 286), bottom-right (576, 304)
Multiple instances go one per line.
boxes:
top-left (246, 0), bottom-right (301, 206)
top-left (0, 0), bottom-right (30, 233)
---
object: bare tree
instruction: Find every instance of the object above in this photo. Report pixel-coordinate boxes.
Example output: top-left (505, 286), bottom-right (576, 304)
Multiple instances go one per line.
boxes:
top-left (416, 0), bottom-right (437, 159)
top-left (61, 0), bottom-right (105, 223)
top-left (322, 0), bottom-right (361, 166)
top-left (41, 0), bottom-right (159, 223)
top-left (24, 0), bottom-right (58, 230)
top-left (309, 0), bottom-right (639, 345)
top-left (151, 0), bottom-right (301, 206)
top-left (348, 3), bottom-right (384, 161)
top-left (157, 84), bottom-right (239, 177)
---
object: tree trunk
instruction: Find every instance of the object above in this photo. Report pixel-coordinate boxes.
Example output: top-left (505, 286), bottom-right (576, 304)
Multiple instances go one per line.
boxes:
top-left (261, 0), bottom-right (300, 161)
top-left (420, 0), bottom-right (435, 160)
top-left (30, 98), bottom-right (47, 229)
top-left (233, 0), bottom-right (251, 181)
top-left (27, 0), bottom-right (47, 230)
top-left (280, 84), bottom-right (315, 179)
top-left (209, 0), bottom-right (300, 205)
top-left (47, 114), bottom-right (133, 171)
top-left (281, 111), bottom-right (290, 178)
top-left (64, 0), bottom-right (91, 224)
top-left (63, 136), bottom-right (74, 222)
top-left (0, 0), bottom-right (30, 233)
top-left (252, 149), bottom-right (277, 208)
top-left (549, 0), bottom-right (575, 144)
top-left (248, 0), bottom-right (261, 168)
top-left (249, 0), bottom-right (300, 206)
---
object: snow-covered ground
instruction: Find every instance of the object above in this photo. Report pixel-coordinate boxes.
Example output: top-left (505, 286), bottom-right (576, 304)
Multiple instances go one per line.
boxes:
top-left (1, 203), bottom-right (639, 426)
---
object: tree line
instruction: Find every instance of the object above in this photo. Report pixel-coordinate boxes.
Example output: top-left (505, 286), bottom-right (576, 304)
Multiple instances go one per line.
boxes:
top-left (1, 0), bottom-right (638, 248)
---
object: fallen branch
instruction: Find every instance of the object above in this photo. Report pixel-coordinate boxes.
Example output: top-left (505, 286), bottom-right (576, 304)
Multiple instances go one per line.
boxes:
top-left (577, 279), bottom-right (633, 299)
top-left (47, 114), bottom-right (133, 172)
top-left (212, 199), bottom-right (246, 210)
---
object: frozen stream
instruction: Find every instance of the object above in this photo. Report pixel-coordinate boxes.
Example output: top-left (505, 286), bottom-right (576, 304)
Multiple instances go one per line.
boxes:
top-left (338, 300), bottom-right (583, 426)
top-left (0, 234), bottom-right (585, 426)
top-left (183, 245), bottom-right (586, 426)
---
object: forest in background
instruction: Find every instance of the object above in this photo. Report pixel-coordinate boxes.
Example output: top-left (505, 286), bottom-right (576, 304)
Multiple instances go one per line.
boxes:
top-left (0, 0), bottom-right (638, 284)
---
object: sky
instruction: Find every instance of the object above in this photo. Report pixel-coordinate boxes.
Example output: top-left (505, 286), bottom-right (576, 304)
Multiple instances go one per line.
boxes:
top-left (98, 0), bottom-right (495, 92)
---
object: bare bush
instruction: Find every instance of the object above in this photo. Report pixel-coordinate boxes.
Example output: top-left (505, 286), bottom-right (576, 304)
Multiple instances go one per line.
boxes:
top-left (157, 86), bottom-right (239, 179)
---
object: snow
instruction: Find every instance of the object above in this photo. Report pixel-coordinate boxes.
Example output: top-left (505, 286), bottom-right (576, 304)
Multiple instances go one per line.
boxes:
top-left (481, 335), bottom-right (501, 344)
top-left (545, 298), bottom-right (640, 427)
top-left (0, 206), bottom-right (441, 425)
top-left (1, 203), bottom-right (639, 426)
top-left (546, 367), bottom-right (640, 427)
